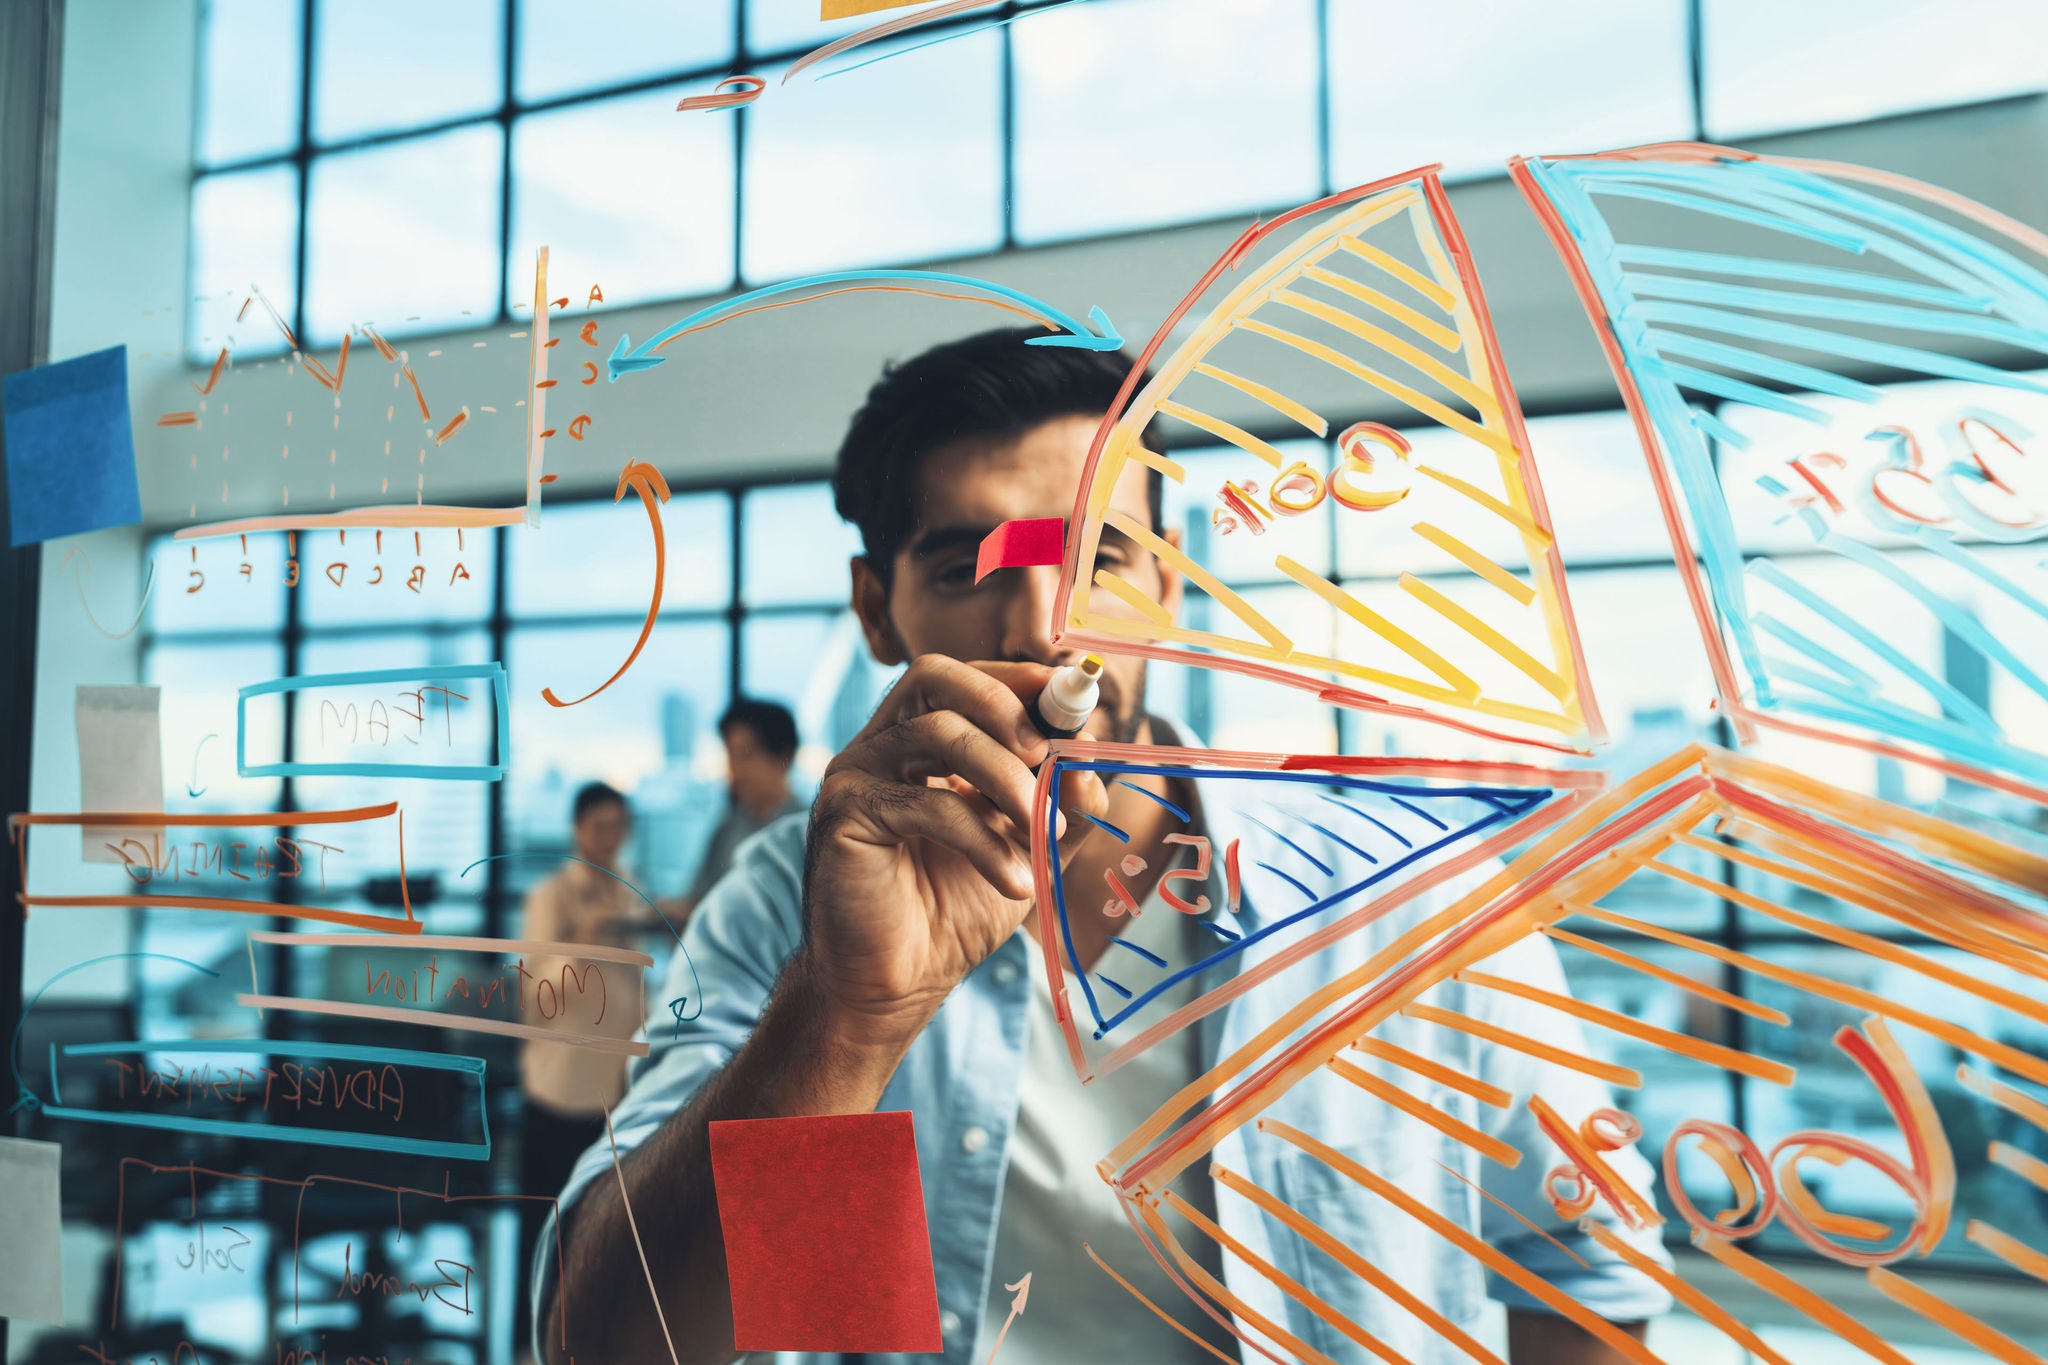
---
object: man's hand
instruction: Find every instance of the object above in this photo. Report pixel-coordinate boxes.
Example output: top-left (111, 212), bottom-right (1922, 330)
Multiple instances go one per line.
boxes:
top-left (801, 655), bottom-right (1106, 1051)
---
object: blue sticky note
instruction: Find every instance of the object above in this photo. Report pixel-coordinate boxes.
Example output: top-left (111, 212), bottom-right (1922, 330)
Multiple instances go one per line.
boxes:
top-left (2, 344), bottom-right (143, 547)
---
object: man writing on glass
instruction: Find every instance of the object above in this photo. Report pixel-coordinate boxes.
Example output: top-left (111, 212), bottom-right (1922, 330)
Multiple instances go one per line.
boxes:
top-left (537, 330), bottom-right (1669, 1364)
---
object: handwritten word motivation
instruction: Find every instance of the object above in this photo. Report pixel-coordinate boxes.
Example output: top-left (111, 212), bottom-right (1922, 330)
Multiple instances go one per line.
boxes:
top-left (101, 1056), bottom-right (406, 1122)
top-left (365, 951), bottom-right (610, 1024)
top-left (240, 931), bottom-right (653, 1058)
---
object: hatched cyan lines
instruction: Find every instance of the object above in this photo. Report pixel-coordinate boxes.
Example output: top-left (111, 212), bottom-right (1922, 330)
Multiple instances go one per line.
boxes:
top-left (1514, 142), bottom-right (2048, 800)
top-left (1055, 170), bottom-right (1601, 753)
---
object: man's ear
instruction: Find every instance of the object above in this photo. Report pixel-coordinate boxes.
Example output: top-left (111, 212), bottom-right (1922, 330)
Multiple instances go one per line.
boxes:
top-left (849, 555), bottom-right (908, 666)
top-left (1156, 527), bottom-right (1187, 622)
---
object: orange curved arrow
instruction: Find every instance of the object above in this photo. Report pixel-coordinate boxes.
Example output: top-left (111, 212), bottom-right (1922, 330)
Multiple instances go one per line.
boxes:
top-left (542, 460), bottom-right (670, 708)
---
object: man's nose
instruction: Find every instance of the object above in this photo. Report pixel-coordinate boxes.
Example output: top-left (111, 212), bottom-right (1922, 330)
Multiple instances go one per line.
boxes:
top-left (998, 564), bottom-right (1083, 667)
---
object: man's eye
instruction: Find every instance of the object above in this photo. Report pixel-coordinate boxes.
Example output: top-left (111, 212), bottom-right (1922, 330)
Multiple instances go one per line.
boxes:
top-left (933, 561), bottom-right (977, 587)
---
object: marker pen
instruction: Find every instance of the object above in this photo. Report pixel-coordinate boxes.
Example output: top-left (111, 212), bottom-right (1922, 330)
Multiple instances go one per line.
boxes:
top-left (1028, 655), bottom-right (1104, 740)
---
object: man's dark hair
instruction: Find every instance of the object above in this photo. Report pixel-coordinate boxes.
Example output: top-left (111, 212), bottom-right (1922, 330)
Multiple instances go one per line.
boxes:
top-left (571, 781), bottom-right (626, 822)
top-left (719, 697), bottom-right (799, 762)
top-left (832, 328), bottom-right (1163, 576)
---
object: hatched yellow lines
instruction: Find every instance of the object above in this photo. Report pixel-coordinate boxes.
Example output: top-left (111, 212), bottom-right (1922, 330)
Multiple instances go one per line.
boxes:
top-left (1958, 1066), bottom-right (2048, 1135)
top-left (1541, 924), bottom-right (1791, 1027)
top-left (1968, 1221), bottom-right (2048, 1285)
top-left (1413, 463), bottom-right (1550, 543)
top-left (1105, 507), bottom-right (1294, 653)
top-left (1409, 523), bottom-right (1535, 605)
top-left (1275, 554), bottom-right (1480, 699)
top-left (1091, 568), bottom-right (1174, 626)
top-left (1326, 1056), bottom-right (1521, 1166)
top-left (1106, 432), bottom-right (1188, 485)
top-left (1991, 1142), bottom-right (2048, 1196)
top-left (1332, 233), bottom-right (1458, 311)
top-left (1156, 399), bottom-right (1287, 468)
top-left (1453, 969), bottom-right (1795, 1085)
top-left (1865, 1268), bottom-right (2046, 1365)
top-left (1399, 573), bottom-right (1570, 702)
top-left (1300, 265), bottom-right (1463, 352)
top-left (1213, 1166), bottom-right (1510, 1365)
top-left (1191, 362), bottom-right (1328, 437)
top-left (1271, 289), bottom-right (1495, 413)
top-left (1350, 1035), bottom-right (1511, 1109)
top-left (1402, 1002), bottom-right (1642, 1088)
top-left (1235, 318), bottom-right (1515, 460)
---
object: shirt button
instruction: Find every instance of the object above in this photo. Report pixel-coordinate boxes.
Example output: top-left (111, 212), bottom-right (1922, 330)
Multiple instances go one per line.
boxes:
top-left (939, 1310), bottom-right (962, 1337)
top-left (993, 962), bottom-right (1019, 985)
top-left (961, 1126), bottom-right (989, 1154)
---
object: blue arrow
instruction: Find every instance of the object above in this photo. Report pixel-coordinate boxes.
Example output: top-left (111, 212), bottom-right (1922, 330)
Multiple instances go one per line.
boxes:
top-left (608, 270), bottom-right (1122, 382)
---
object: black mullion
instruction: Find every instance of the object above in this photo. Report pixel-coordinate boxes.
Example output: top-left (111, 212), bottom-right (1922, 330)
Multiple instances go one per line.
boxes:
top-left (291, 0), bottom-right (315, 347)
top-left (1314, 0), bottom-right (1332, 197)
top-left (271, 543), bottom-right (302, 1040)
top-left (999, 2), bottom-right (1016, 251)
top-left (730, 0), bottom-right (748, 289)
top-left (1686, 0), bottom-right (1707, 141)
top-left (484, 523), bottom-right (511, 940)
top-left (727, 490), bottom-right (745, 702)
top-left (497, 0), bottom-right (516, 327)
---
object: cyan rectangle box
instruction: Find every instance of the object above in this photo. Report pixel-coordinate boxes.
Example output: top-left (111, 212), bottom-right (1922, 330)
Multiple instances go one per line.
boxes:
top-left (238, 662), bottom-right (509, 781)
top-left (46, 1038), bottom-right (491, 1161)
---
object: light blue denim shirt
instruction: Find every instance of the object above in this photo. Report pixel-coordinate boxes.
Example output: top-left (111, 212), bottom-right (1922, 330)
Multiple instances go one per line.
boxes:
top-left (534, 752), bottom-right (1673, 1364)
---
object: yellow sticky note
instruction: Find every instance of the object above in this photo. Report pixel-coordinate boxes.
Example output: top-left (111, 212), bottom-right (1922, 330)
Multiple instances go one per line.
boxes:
top-left (821, 0), bottom-right (923, 18)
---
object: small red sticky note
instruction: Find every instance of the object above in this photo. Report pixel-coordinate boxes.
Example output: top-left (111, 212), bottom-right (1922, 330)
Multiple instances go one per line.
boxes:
top-left (975, 516), bottom-right (1066, 583)
top-left (709, 1111), bottom-right (942, 1353)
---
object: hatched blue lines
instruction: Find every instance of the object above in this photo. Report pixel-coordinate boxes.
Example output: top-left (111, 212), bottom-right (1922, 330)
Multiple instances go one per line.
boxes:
top-left (1045, 759), bottom-right (1556, 1039)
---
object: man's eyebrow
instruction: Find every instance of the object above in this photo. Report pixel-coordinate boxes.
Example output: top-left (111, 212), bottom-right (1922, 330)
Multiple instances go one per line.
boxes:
top-left (905, 525), bottom-right (997, 559)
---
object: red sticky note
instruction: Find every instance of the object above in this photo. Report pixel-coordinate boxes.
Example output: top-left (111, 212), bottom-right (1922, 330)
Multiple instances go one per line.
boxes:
top-left (709, 1111), bottom-right (942, 1353)
top-left (975, 516), bottom-right (1066, 583)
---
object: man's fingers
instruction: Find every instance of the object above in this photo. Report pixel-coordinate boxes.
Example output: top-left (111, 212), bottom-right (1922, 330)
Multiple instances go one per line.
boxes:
top-left (856, 655), bottom-right (1053, 765)
top-left (857, 710), bottom-right (1039, 833)
top-left (857, 781), bottom-right (1033, 901)
top-left (1053, 768), bottom-right (1110, 863)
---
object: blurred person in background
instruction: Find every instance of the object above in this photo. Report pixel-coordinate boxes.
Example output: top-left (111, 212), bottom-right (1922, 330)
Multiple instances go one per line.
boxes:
top-left (518, 780), bottom-right (658, 1353)
top-left (678, 698), bottom-right (806, 916)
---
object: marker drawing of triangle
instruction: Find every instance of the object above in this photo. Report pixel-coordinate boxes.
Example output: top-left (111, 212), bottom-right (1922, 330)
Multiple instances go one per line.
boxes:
top-left (1055, 168), bottom-right (1603, 753)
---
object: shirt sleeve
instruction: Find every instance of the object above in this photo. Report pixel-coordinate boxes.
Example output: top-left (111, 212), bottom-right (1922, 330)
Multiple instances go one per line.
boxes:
top-left (1467, 930), bottom-right (1676, 1323)
top-left (527, 815), bottom-right (809, 1355)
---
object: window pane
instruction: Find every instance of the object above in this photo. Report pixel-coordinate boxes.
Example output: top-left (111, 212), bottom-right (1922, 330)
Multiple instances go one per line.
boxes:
top-left (147, 532), bottom-right (288, 634)
top-left (1013, 0), bottom-right (1320, 243)
top-left (516, 0), bottom-right (737, 103)
top-left (188, 165), bottom-right (300, 361)
top-left (743, 30), bottom-right (1003, 281)
top-left (510, 493), bottom-right (731, 615)
top-left (141, 640), bottom-right (285, 815)
top-left (1704, 0), bottom-right (2048, 138)
top-left (1327, 0), bottom-right (1692, 184)
top-left (195, 0), bottom-right (302, 166)
top-left (1532, 411), bottom-right (1676, 568)
top-left (305, 124), bottom-right (504, 345)
top-left (312, 0), bottom-right (505, 145)
top-left (509, 81), bottom-right (736, 313)
top-left (504, 620), bottom-right (730, 908)
top-left (741, 610), bottom-right (898, 778)
top-left (740, 483), bottom-right (861, 606)
top-left (745, 0), bottom-right (873, 59)
top-left (296, 526), bottom-right (498, 626)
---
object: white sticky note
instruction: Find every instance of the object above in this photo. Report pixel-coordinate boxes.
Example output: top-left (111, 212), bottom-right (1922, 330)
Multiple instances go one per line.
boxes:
top-left (0, 1135), bottom-right (63, 1323)
top-left (76, 684), bottom-right (163, 864)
